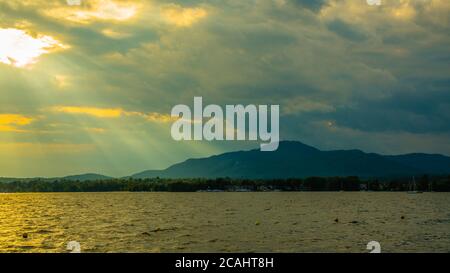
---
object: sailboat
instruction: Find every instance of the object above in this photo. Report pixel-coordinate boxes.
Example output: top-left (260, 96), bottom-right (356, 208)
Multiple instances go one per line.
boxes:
top-left (407, 176), bottom-right (423, 194)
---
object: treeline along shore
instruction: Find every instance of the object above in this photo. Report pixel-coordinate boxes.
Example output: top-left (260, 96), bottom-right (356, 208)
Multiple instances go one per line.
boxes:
top-left (0, 175), bottom-right (450, 192)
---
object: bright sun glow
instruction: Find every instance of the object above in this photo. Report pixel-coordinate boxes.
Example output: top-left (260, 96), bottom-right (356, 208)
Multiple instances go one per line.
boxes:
top-left (0, 28), bottom-right (65, 68)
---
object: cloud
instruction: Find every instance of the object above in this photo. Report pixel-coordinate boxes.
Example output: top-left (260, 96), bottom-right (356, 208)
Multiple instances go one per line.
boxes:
top-left (391, 1), bottom-right (416, 21)
top-left (43, 0), bottom-right (138, 24)
top-left (125, 111), bottom-right (178, 123)
top-left (292, 0), bottom-right (327, 12)
top-left (51, 106), bottom-right (123, 118)
top-left (326, 19), bottom-right (367, 41)
top-left (50, 106), bottom-right (175, 123)
top-left (307, 119), bottom-right (450, 155)
top-left (0, 114), bottom-right (34, 132)
top-left (161, 4), bottom-right (207, 27)
top-left (101, 28), bottom-right (132, 39)
top-left (283, 97), bottom-right (335, 115)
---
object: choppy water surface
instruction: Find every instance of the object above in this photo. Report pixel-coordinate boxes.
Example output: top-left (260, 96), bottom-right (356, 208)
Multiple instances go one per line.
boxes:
top-left (0, 192), bottom-right (449, 253)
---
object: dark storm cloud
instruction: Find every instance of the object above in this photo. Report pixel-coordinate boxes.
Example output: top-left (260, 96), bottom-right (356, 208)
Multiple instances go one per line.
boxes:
top-left (291, 0), bottom-right (327, 12)
top-left (326, 19), bottom-right (368, 42)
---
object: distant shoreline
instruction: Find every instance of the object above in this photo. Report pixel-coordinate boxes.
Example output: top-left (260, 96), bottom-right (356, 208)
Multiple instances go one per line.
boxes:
top-left (1, 176), bottom-right (449, 193)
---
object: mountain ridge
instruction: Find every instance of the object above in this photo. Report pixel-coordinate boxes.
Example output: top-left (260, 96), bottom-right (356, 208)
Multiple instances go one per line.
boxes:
top-left (0, 173), bottom-right (112, 182)
top-left (61, 173), bottom-right (113, 181)
top-left (131, 141), bottom-right (450, 179)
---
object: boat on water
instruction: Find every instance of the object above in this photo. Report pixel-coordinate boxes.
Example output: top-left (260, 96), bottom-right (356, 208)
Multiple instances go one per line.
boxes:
top-left (407, 176), bottom-right (423, 194)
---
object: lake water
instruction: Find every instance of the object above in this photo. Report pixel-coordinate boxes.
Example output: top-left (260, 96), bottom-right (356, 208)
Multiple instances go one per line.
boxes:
top-left (0, 192), bottom-right (449, 253)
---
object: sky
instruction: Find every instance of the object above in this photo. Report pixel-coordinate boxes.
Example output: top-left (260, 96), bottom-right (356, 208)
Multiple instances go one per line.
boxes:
top-left (0, 0), bottom-right (449, 177)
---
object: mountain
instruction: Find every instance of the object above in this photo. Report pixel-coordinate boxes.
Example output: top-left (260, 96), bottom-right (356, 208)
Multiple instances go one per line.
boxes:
top-left (385, 154), bottom-right (450, 174)
top-left (62, 173), bottom-right (112, 181)
top-left (132, 141), bottom-right (450, 179)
